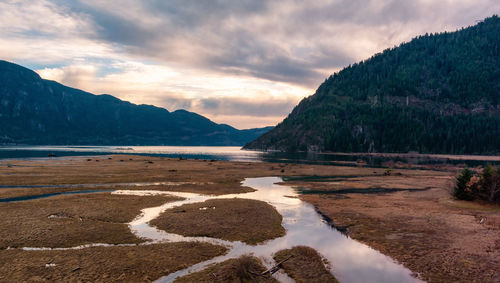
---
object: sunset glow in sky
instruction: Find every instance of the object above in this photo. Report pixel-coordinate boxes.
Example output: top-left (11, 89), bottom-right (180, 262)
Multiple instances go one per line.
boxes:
top-left (1, 0), bottom-right (499, 128)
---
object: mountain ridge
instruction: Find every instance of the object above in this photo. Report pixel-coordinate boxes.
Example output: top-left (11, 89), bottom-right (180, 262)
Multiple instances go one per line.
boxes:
top-left (0, 60), bottom-right (272, 146)
top-left (245, 16), bottom-right (500, 154)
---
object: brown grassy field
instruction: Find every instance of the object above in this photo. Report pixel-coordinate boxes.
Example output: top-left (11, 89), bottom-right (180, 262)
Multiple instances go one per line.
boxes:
top-left (151, 198), bottom-right (285, 244)
top-left (1, 155), bottom-right (499, 282)
top-left (299, 175), bottom-right (500, 282)
top-left (174, 255), bottom-right (278, 283)
top-left (0, 154), bottom-right (407, 187)
top-left (274, 246), bottom-right (338, 283)
top-left (0, 192), bottom-right (182, 248)
top-left (0, 242), bottom-right (226, 282)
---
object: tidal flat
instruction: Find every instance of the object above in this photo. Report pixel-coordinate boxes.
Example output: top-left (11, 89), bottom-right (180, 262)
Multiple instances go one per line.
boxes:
top-left (0, 155), bottom-right (498, 282)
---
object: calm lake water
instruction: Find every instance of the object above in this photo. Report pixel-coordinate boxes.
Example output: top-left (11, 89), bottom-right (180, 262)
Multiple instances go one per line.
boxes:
top-left (1, 145), bottom-right (498, 167)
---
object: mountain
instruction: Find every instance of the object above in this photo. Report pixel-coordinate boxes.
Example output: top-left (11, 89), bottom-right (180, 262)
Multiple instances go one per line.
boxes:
top-left (0, 60), bottom-right (271, 145)
top-left (245, 16), bottom-right (500, 154)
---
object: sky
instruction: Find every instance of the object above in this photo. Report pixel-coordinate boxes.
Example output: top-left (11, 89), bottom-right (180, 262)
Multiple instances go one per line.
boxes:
top-left (1, 1), bottom-right (499, 129)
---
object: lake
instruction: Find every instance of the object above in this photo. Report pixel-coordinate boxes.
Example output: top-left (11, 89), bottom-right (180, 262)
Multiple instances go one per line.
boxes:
top-left (0, 145), bottom-right (498, 168)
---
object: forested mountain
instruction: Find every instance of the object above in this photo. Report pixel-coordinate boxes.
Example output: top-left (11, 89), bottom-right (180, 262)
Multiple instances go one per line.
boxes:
top-left (0, 60), bottom-right (271, 145)
top-left (245, 16), bottom-right (500, 154)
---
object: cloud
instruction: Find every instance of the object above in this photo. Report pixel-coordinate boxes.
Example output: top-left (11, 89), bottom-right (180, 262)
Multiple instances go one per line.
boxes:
top-left (155, 95), bottom-right (299, 128)
top-left (38, 64), bottom-right (97, 90)
top-left (194, 97), bottom-right (298, 117)
top-left (0, 0), bottom-right (94, 38)
top-left (200, 114), bottom-right (284, 129)
top-left (34, 60), bottom-right (307, 128)
top-left (61, 0), bottom-right (500, 87)
top-left (2, 0), bottom-right (500, 128)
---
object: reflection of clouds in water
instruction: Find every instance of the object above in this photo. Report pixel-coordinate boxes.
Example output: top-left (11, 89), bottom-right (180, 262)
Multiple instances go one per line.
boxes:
top-left (117, 177), bottom-right (420, 283)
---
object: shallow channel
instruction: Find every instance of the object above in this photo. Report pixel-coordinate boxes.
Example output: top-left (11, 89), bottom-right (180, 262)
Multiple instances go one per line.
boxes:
top-left (116, 177), bottom-right (421, 283)
top-left (0, 189), bottom-right (111, 202)
top-left (0, 181), bottom-right (205, 203)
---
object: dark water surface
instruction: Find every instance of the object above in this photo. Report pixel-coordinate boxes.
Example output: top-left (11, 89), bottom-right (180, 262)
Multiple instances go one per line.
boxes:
top-left (1, 145), bottom-right (498, 167)
top-left (0, 189), bottom-right (110, 202)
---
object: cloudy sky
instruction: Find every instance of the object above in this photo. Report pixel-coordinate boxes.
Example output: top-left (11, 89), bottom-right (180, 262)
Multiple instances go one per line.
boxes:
top-left (1, 0), bottom-right (499, 128)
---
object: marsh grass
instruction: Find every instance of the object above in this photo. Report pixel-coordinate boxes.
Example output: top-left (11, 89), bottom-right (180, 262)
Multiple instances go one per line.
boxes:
top-left (0, 193), bottom-right (182, 248)
top-left (0, 242), bottom-right (226, 282)
top-left (151, 198), bottom-right (285, 245)
top-left (175, 255), bottom-right (277, 283)
top-left (274, 246), bottom-right (338, 283)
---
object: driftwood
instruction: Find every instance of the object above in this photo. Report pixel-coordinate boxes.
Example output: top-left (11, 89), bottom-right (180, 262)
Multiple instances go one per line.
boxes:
top-left (261, 255), bottom-right (293, 276)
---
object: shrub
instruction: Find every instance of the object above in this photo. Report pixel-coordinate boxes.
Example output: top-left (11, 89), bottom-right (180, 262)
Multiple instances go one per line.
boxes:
top-left (478, 165), bottom-right (500, 202)
top-left (453, 166), bottom-right (500, 203)
top-left (454, 168), bottom-right (474, 200)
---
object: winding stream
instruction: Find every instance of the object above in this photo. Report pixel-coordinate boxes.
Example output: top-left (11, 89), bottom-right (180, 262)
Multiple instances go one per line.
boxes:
top-left (115, 177), bottom-right (422, 283)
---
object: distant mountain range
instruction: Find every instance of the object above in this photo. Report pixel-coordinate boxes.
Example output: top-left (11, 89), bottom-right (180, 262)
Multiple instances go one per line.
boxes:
top-left (0, 60), bottom-right (272, 146)
top-left (245, 16), bottom-right (500, 155)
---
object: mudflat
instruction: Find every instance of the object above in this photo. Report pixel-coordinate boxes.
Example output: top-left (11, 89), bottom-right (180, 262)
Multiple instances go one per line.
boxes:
top-left (0, 155), bottom-right (498, 282)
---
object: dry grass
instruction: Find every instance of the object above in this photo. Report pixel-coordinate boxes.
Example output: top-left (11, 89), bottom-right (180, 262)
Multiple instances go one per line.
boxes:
top-left (2, 155), bottom-right (498, 282)
top-left (0, 242), bottom-right (226, 282)
top-left (274, 246), bottom-right (338, 283)
top-left (0, 154), bottom-right (415, 187)
top-left (0, 183), bottom-right (254, 201)
top-left (443, 199), bottom-right (500, 214)
top-left (283, 170), bottom-right (453, 193)
top-left (174, 255), bottom-right (278, 283)
top-left (151, 198), bottom-right (285, 244)
top-left (0, 193), bottom-right (182, 249)
top-left (302, 182), bottom-right (500, 282)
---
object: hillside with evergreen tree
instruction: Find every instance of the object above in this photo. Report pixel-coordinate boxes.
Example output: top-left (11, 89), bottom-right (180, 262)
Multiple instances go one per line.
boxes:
top-left (245, 16), bottom-right (500, 154)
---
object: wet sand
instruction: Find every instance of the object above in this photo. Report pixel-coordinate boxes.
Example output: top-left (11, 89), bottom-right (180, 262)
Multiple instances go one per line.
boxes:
top-left (0, 155), bottom-right (498, 282)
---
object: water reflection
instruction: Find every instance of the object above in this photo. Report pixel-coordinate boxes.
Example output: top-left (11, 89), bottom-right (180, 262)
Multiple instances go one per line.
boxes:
top-left (120, 177), bottom-right (421, 283)
top-left (1, 145), bottom-right (498, 167)
top-left (0, 146), bottom-right (262, 162)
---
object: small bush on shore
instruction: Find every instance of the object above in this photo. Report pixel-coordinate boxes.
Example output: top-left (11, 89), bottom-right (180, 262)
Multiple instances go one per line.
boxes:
top-left (454, 168), bottom-right (474, 200)
top-left (454, 166), bottom-right (500, 203)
